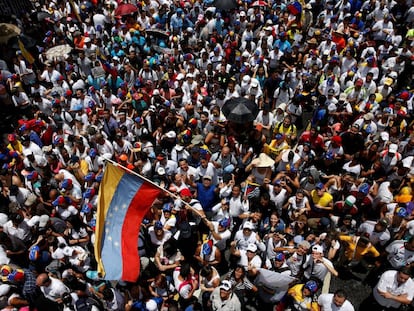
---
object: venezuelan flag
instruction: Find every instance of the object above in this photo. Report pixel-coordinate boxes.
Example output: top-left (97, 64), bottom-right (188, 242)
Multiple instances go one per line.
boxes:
top-left (95, 48), bottom-right (107, 62)
top-left (95, 163), bottom-right (160, 281)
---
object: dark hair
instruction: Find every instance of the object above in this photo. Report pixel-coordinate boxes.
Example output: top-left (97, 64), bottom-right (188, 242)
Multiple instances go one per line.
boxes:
top-left (399, 266), bottom-right (413, 277)
top-left (180, 262), bottom-right (191, 278)
top-left (66, 215), bottom-right (84, 231)
top-left (11, 213), bottom-right (23, 224)
top-left (102, 287), bottom-right (114, 301)
top-left (163, 238), bottom-right (178, 257)
top-left (334, 289), bottom-right (347, 299)
top-left (178, 158), bottom-right (188, 164)
top-left (200, 265), bottom-right (213, 278)
top-left (390, 179), bottom-right (400, 190)
top-left (231, 265), bottom-right (246, 279)
top-left (154, 273), bottom-right (167, 286)
top-left (260, 192), bottom-right (270, 201)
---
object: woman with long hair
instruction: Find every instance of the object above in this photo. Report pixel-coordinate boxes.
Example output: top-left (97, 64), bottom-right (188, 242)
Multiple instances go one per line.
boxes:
top-left (225, 265), bottom-right (257, 310)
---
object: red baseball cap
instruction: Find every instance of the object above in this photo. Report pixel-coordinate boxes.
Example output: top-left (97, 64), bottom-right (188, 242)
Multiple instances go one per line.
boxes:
top-left (180, 188), bottom-right (192, 197)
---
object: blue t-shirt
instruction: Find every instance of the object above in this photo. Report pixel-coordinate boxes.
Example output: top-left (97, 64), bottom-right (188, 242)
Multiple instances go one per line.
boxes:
top-left (196, 183), bottom-right (217, 212)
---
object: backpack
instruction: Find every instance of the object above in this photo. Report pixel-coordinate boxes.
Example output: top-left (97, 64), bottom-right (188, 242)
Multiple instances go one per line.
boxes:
top-left (274, 121), bottom-right (294, 136)
top-left (75, 296), bottom-right (103, 311)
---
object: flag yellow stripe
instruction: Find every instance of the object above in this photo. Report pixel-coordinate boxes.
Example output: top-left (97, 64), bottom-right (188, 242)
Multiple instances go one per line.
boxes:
top-left (94, 164), bottom-right (124, 277)
top-left (18, 39), bottom-right (35, 64)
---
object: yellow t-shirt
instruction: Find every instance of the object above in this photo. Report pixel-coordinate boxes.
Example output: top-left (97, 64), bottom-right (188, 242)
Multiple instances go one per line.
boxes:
top-left (339, 235), bottom-right (380, 261)
top-left (273, 122), bottom-right (297, 138)
top-left (287, 284), bottom-right (320, 311)
top-left (7, 142), bottom-right (23, 154)
top-left (311, 190), bottom-right (333, 207)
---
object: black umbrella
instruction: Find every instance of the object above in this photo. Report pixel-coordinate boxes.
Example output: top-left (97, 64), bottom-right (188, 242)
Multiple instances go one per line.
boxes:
top-left (222, 97), bottom-right (259, 123)
top-left (31, 11), bottom-right (53, 22)
top-left (145, 29), bottom-right (169, 39)
top-left (211, 0), bottom-right (238, 11)
top-left (9, 34), bottom-right (37, 49)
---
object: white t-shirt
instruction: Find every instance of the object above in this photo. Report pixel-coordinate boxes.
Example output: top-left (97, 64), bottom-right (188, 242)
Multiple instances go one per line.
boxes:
top-left (41, 69), bottom-right (61, 86)
top-left (357, 220), bottom-right (391, 246)
top-left (56, 205), bottom-right (78, 220)
top-left (303, 256), bottom-right (335, 282)
top-left (318, 293), bottom-right (355, 311)
top-left (41, 277), bottom-right (70, 301)
top-left (237, 250), bottom-right (262, 270)
top-left (3, 219), bottom-right (32, 242)
top-left (173, 268), bottom-right (196, 299)
top-left (287, 196), bottom-right (309, 212)
top-left (210, 222), bottom-right (231, 251)
top-left (374, 270), bottom-right (414, 309)
top-left (377, 181), bottom-right (394, 203)
top-left (406, 219), bottom-right (414, 236)
top-left (385, 240), bottom-right (414, 269)
top-left (148, 227), bottom-right (172, 247)
top-left (268, 185), bottom-right (288, 212)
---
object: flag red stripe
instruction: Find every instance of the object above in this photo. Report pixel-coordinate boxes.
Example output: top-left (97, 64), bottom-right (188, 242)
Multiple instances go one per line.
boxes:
top-left (121, 182), bottom-right (160, 282)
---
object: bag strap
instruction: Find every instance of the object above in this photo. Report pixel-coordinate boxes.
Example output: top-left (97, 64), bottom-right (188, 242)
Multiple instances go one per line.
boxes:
top-left (351, 237), bottom-right (360, 260)
top-left (178, 278), bottom-right (192, 292)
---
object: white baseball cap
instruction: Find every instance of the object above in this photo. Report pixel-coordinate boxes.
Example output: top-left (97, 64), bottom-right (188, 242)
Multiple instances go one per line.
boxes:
top-left (246, 243), bottom-right (257, 252)
top-left (312, 244), bottom-right (323, 253)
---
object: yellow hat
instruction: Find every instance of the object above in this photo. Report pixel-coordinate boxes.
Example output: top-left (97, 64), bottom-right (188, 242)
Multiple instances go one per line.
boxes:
top-left (384, 77), bottom-right (393, 86)
top-left (395, 187), bottom-right (412, 203)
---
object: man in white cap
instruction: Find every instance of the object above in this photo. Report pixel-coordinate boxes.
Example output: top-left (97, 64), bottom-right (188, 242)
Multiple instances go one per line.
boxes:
top-left (174, 73), bottom-right (185, 88)
top-left (83, 36), bottom-right (97, 58)
top-left (210, 280), bottom-right (241, 310)
top-left (248, 79), bottom-right (263, 101)
top-left (182, 73), bottom-right (198, 98)
top-left (230, 241), bottom-right (265, 271)
top-left (379, 144), bottom-right (402, 174)
top-left (302, 244), bottom-right (338, 285)
top-left (240, 75), bottom-right (252, 94)
top-left (231, 221), bottom-right (265, 252)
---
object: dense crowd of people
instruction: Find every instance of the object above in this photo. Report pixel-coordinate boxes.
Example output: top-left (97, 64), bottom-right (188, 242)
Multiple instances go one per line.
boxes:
top-left (1, 0), bottom-right (414, 310)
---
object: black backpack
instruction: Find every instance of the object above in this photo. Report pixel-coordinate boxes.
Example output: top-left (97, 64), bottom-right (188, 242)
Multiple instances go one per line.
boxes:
top-left (75, 296), bottom-right (103, 311)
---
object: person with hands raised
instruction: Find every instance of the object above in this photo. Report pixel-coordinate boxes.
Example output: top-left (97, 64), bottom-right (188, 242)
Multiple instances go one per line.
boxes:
top-left (302, 244), bottom-right (338, 286)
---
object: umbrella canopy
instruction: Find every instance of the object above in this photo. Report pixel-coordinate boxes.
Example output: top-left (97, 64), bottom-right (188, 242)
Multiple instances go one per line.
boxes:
top-left (222, 97), bottom-right (259, 123)
top-left (211, 0), bottom-right (238, 11)
top-left (251, 0), bottom-right (268, 7)
top-left (45, 44), bottom-right (73, 61)
top-left (114, 3), bottom-right (138, 16)
top-left (9, 34), bottom-right (37, 49)
top-left (31, 11), bottom-right (53, 22)
top-left (146, 29), bottom-right (169, 38)
top-left (0, 23), bottom-right (21, 44)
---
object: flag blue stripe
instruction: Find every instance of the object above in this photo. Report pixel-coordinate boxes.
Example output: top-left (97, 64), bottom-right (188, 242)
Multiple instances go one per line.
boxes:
top-left (101, 173), bottom-right (143, 280)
